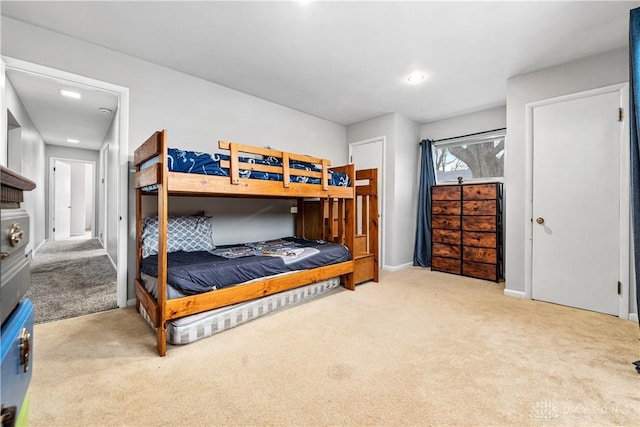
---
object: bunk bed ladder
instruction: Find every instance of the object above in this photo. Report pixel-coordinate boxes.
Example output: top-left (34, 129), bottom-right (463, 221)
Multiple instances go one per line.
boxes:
top-left (354, 168), bottom-right (379, 284)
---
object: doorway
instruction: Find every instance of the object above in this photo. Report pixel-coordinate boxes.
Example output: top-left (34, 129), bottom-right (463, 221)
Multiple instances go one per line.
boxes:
top-left (3, 56), bottom-right (129, 309)
top-left (349, 137), bottom-right (385, 267)
top-left (525, 84), bottom-right (629, 317)
top-left (51, 158), bottom-right (95, 241)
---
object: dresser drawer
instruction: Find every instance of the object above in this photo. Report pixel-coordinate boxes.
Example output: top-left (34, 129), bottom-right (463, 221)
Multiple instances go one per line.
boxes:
top-left (462, 200), bottom-right (496, 216)
top-left (1, 299), bottom-right (34, 423)
top-left (1, 253), bottom-right (30, 326)
top-left (432, 201), bottom-right (461, 215)
top-left (463, 247), bottom-right (497, 264)
top-left (432, 242), bottom-right (461, 259)
top-left (462, 216), bottom-right (496, 232)
top-left (432, 229), bottom-right (461, 244)
top-left (432, 185), bottom-right (461, 201)
top-left (432, 257), bottom-right (461, 274)
top-left (463, 231), bottom-right (497, 248)
top-left (432, 215), bottom-right (461, 230)
top-left (1, 209), bottom-right (30, 260)
top-left (462, 184), bottom-right (497, 200)
top-left (463, 261), bottom-right (498, 281)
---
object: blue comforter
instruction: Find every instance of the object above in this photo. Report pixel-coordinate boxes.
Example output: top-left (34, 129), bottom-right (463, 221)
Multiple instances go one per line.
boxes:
top-left (165, 148), bottom-right (351, 186)
top-left (140, 237), bottom-right (351, 295)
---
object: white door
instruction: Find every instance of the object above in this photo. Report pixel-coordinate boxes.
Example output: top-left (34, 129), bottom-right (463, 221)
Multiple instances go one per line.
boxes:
top-left (350, 138), bottom-right (384, 264)
top-left (54, 160), bottom-right (71, 240)
top-left (531, 91), bottom-right (621, 315)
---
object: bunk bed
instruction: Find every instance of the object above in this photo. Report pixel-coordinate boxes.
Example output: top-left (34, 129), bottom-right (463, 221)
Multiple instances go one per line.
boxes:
top-left (134, 130), bottom-right (378, 356)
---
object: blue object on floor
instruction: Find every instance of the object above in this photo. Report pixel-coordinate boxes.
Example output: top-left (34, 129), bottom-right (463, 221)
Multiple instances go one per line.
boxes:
top-left (1, 299), bottom-right (34, 423)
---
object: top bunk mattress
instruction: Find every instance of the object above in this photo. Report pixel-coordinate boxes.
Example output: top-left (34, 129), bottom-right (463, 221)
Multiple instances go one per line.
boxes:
top-left (140, 237), bottom-right (351, 296)
top-left (141, 148), bottom-right (351, 187)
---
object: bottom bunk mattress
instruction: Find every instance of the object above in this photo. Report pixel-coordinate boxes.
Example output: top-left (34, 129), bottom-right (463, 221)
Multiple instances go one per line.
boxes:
top-left (139, 277), bottom-right (341, 345)
top-left (139, 237), bottom-right (351, 295)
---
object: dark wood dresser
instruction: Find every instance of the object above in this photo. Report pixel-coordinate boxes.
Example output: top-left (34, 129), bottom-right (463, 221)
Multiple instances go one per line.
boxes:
top-left (431, 182), bottom-right (503, 282)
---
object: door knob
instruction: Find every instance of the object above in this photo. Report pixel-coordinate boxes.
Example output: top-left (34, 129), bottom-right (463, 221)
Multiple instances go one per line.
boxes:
top-left (536, 217), bottom-right (545, 225)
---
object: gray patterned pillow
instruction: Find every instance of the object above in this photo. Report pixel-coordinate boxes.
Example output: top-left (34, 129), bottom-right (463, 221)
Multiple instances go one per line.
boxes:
top-left (142, 216), bottom-right (215, 259)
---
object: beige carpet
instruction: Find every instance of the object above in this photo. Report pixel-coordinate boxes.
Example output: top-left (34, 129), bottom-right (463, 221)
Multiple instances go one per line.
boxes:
top-left (29, 268), bottom-right (639, 426)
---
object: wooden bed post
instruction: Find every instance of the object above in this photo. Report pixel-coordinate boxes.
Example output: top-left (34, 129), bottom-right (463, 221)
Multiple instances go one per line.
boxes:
top-left (156, 130), bottom-right (169, 356)
top-left (135, 159), bottom-right (143, 312)
top-left (343, 165), bottom-right (356, 290)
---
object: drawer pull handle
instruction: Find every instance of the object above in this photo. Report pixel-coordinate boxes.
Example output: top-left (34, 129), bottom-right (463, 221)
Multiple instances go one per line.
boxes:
top-left (19, 327), bottom-right (31, 373)
top-left (9, 223), bottom-right (24, 247)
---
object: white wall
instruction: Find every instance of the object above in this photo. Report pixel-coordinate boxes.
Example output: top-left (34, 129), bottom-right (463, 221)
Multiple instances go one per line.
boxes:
top-left (420, 106), bottom-right (506, 141)
top-left (392, 114), bottom-right (420, 267)
top-left (4, 77), bottom-right (46, 254)
top-left (1, 18), bottom-right (346, 162)
top-left (1, 17), bottom-right (347, 300)
top-left (505, 48), bottom-right (635, 315)
top-left (347, 114), bottom-right (395, 268)
top-left (346, 113), bottom-right (420, 269)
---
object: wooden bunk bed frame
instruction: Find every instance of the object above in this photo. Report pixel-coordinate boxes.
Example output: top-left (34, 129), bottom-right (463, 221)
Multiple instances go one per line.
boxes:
top-left (134, 130), bottom-right (378, 356)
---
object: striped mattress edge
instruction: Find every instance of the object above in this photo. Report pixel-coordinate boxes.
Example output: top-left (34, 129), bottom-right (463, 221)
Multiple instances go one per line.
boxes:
top-left (139, 277), bottom-right (342, 345)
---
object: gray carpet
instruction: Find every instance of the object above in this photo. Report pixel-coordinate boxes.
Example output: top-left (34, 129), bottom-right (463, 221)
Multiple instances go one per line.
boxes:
top-left (26, 238), bottom-right (117, 323)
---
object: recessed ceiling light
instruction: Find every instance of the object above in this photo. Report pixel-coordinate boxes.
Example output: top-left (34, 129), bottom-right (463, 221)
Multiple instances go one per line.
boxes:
top-left (406, 71), bottom-right (426, 84)
top-left (66, 138), bottom-right (80, 144)
top-left (60, 89), bottom-right (81, 99)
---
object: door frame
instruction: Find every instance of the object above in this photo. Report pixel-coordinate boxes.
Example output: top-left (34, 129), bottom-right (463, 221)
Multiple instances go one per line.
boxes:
top-left (0, 58), bottom-right (5, 167)
top-left (349, 136), bottom-right (386, 268)
top-left (524, 83), bottom-right (630, 319)
top-left (3, 56), bottom-right (130, 309)
top-left (99, 144), bottom-right (109, 250)
top-left (49, 157), bottom-right (96, 240)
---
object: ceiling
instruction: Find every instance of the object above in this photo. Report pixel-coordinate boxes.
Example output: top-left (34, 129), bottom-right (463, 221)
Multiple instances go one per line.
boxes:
top-left (6, 70), bottom-right (118, 151)
top-left (1, 0), bottom-right (636, 142)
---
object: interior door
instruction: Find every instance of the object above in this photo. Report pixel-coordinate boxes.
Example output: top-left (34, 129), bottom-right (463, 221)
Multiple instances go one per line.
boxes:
top-left (350, 139), bottom-right (384, 263)
top-left (531, 91), bottom-right (620, 315)
top-left (54, 160), bottom-right (71, 240)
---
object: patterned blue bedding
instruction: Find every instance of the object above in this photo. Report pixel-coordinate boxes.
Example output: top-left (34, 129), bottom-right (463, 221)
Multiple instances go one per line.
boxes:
top-left (141, 148), bottom-right (351, 186)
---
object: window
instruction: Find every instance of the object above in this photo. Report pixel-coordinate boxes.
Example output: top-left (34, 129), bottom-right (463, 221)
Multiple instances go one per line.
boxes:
top-left (432, 129), bottom-right (505, 183)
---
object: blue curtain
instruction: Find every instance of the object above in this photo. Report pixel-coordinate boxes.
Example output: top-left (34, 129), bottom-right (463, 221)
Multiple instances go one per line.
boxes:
top-left (413, 139), bottom-right (436, 267)
top-left (630, 8), bottom-right (640, 374)
top-left (630, 8), bottom-right (640, 329)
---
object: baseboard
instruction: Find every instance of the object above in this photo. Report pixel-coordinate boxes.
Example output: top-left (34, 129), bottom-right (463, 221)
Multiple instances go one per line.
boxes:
top-left (107, 254), bottom-right (117, 270)
top-left (382, 262), bottom-right (413, 272)
top-left (504, 289), bottom-right (527, 299)
top-left (127, 298), bottom-right (137, 307)
top-left (629, 313), bottom-right (639, 323)
top-left (32, 239), bottom-right (46, 257)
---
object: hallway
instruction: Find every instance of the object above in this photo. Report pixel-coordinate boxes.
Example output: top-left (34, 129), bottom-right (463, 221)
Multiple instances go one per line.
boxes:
top-left (25, 237), bottom-right (117, 323)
